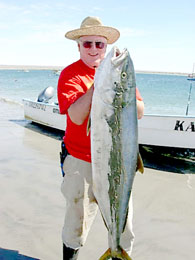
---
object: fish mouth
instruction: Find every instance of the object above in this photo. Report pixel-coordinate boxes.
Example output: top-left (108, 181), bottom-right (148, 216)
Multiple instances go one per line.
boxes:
top-left (111, 47), bottom-right (128, 67)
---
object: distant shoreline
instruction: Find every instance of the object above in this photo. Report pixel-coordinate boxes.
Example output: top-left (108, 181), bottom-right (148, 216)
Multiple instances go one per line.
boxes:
top-left (0, 64), bottom-right (63, 71)
top-left (0, 64), bottom-right (188, 76)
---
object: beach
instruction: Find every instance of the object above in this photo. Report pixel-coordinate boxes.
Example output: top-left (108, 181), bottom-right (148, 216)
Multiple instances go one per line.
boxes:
top-left (0, 101), bottom-right (195, 260)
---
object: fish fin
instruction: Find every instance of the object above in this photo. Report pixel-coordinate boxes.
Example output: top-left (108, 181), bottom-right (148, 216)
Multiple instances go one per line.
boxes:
top-left (99, 246), bottom-right (133, 260)
top-left (86, 115), bottom-right (91, 136)
top-left (122, 207), bottom-right (129, 233)
top-left (99, 248), bottom-right (111, 260)
top-left (137, 153), bottom-right (144, 174)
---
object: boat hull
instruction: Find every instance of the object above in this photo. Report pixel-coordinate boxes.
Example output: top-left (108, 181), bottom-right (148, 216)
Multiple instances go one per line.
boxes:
top-left (23, 99), bottom-right (66, 131)
top-left (138, 114), bottom-right (195, 149)
top-left (23, 99), bottom-right (195, 149)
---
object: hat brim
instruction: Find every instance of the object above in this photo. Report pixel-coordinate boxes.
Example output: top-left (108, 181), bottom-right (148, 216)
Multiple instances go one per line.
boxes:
top-left (65, 26), bottom-right (120, 44)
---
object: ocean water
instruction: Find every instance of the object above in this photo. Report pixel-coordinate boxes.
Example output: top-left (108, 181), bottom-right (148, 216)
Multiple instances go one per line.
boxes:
top-left (0, 69), bottom-right (59, 104)
top-left (0, 69), bottom-right (195, 116)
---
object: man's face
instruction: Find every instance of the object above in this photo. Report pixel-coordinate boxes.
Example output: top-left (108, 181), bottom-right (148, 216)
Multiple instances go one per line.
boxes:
top-left (78, 35), bottom-right (107, 69)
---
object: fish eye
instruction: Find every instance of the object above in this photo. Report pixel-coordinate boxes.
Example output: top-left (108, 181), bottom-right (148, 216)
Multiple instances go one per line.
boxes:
top-left (121, 72), bottom-right (127, 79)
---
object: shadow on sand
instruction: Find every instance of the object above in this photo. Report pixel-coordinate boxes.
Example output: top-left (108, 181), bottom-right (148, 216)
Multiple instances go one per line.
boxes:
top-left (0, 247), bottom-right (39, 260)
top-left (140, 145), bottom-right (195, 174)
top-left (10, 119), bottom-right (64, 141)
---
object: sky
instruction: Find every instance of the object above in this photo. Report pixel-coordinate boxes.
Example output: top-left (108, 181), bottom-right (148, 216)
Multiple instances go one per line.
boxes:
top-left (0, 0), bottom-right (195, 73)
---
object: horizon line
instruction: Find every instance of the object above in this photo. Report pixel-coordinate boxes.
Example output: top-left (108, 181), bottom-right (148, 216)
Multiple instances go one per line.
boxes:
top-left (0, 64), bottom-right (188, 76)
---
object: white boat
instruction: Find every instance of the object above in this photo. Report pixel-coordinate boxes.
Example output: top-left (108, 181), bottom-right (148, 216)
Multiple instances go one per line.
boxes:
top-left (187, 76), bottom-right (195, 81)
top-left (187, 63), bottom-right (195, 81)
top-left (22, 87), bottom-right (195, 150)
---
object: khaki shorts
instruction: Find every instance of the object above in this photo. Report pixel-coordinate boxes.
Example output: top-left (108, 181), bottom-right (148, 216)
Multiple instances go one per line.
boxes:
top-left (61, 155), bottom-right (135, 253)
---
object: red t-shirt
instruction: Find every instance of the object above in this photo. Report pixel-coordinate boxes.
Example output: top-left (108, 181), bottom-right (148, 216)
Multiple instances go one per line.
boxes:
top-left (58, 59), bottom-right (143, 163)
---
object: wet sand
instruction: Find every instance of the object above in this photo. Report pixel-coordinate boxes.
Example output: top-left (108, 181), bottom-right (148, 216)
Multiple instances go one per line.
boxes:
top-left (0, 101), bottom-right (195, 260)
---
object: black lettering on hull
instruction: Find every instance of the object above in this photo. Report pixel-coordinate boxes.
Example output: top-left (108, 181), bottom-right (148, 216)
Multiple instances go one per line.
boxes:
top-left (174, 120), bottom-right (195, 132)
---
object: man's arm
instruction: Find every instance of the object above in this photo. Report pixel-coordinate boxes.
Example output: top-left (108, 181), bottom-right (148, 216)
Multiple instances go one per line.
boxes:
top-left (68, 85), bottom-right (94, 125)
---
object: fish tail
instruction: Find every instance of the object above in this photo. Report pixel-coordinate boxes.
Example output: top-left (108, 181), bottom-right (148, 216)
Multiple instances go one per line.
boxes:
top-left (99, 247), bottom-right (133, 260)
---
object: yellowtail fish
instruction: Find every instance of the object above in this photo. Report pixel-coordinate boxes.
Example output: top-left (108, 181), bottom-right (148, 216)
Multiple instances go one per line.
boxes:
top-left (91, 46), bottom-right (144, 260)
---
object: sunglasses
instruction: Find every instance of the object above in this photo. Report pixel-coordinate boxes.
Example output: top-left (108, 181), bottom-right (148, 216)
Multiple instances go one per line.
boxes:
top-left (81, 41), bottom-right (106, 49)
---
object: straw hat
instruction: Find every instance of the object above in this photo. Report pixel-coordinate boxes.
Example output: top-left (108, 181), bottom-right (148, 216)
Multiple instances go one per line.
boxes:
top-left (65, 16), bottom-right (120, 44)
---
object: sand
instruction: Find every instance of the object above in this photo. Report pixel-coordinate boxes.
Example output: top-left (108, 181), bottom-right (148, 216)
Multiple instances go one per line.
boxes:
top-left (0, 101), bottom-right (195, 260)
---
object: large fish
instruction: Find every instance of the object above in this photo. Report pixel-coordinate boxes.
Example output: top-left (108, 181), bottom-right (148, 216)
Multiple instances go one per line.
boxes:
top-left (90, 46), bottom-right (144, 260)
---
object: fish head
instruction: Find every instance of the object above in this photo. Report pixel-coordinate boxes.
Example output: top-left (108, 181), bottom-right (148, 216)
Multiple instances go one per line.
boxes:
top-left (116, 48), bottom-right (137, 107)
top-left (94, 46), bottom-right (136, 107)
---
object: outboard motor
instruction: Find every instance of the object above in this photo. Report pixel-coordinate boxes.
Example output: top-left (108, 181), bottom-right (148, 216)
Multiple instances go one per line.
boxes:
top-left (37, 86), bottom-right (54, 103)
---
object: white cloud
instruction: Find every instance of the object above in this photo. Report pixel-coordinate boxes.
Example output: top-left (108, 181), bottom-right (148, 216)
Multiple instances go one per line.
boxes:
top-left (91, 6), bottom-right (104, 12)
top-left (119, 27), bottom-right (151, 37)
top-left (131, 46), bottom-right (193, 73)
top-left (0, 2), bottom-right (21, 10)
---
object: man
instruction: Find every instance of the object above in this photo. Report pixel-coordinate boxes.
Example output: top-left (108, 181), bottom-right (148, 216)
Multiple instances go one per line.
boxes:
top-left (58, 16), bottom-right (144, 260)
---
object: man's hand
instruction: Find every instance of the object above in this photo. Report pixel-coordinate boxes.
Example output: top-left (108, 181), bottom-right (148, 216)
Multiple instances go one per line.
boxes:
top-left (137, 100), bottom-right (144, 119)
